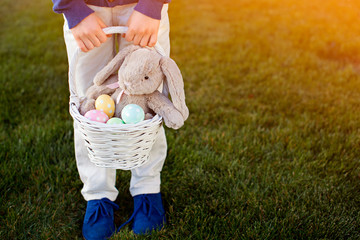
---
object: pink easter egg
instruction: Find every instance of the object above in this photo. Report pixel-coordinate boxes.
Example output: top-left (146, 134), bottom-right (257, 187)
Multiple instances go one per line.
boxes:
top-left (84, 110), bottom-right (109, 123)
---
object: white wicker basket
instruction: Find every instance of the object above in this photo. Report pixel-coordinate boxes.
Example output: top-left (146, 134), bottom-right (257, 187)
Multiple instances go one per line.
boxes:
top-left (68, 27), bottom-right (165, 170)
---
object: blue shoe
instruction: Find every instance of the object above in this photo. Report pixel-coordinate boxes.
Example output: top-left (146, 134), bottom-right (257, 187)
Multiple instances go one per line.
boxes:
top-left (118, 193), bottom-right (166, 235)
top-left (82, 198), bottom-right (119, 240)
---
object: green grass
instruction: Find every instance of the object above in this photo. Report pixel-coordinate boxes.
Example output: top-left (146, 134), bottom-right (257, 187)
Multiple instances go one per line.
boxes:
top-left (1, 0), bottom-right (360, 239)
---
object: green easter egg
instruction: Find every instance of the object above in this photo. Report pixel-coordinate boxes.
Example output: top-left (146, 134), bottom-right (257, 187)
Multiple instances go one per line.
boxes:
top-left (106, 117), bottom-right (125, 125)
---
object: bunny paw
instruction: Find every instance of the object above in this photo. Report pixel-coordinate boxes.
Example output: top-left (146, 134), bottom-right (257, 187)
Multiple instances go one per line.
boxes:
top-left (145, 113), bottom-right (154, 120)
top-left (80, 99), bottom-right (96, 115)
top-left (164, 110), bottom-right (184, 129)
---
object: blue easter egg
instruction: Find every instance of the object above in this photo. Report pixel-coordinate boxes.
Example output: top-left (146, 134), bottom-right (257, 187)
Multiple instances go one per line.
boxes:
top-left (121, 104), bottom-right (145, 124)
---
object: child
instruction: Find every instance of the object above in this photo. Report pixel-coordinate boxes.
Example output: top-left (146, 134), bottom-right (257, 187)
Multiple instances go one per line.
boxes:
top-left (52, 0), bottom-right (171, 239)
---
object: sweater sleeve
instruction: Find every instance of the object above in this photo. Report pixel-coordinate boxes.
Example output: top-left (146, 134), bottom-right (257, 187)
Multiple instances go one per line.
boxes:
top-left (134, 0), bottom-right (171, 20)
top-left (52, 0), bottom-right (171, 29)
top-left (52, 0), bottom-right (94, 29)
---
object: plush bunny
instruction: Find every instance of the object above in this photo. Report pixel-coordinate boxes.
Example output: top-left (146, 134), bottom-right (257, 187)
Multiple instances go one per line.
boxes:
top-left (80, 45), bottom-right (189, 129)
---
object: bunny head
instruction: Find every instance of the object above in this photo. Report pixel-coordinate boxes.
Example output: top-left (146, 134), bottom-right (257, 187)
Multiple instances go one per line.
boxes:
top-left (93, 44), bottom-right (189, 121)
top-left (118, 48), bottom-right (165, 95)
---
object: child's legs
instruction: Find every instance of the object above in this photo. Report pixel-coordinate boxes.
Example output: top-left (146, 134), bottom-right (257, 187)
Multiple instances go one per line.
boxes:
top-left (63, 6), bottom-right (118, 201)
top-left (113, 4), bottom-right (170, 196)
top-left (130, 127), bottom-right (167, 196)
top-left (73, 122), bottom-right (118, 201)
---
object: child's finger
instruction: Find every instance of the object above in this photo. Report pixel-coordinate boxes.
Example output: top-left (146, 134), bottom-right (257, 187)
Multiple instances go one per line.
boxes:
top-left (148, 34), bottom-right (157, 47)
top-left (76, 39), bottom-right (88, 52)
top-left (139, 34), bottom-right (150, 47)
top-left (96, 15), bottom-right (111, 38)
top-left (125, 29), bottom-right (135, 43)
top-left (132, 34), bottom-right (142, 46)
top-left (96, 31), bottom-right (108, 43)
top-left (82, 38), bottom-right (95, 51)
top-left (89, 34), bottom-right (101, 47)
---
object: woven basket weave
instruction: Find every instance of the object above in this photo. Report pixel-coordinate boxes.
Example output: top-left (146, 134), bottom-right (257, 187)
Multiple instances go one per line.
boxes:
top-left (68, 27), bottom-right (164, 170)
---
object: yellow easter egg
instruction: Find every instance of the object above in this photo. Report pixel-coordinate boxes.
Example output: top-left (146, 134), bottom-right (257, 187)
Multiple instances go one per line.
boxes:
top-left (95, 94), bottom-right (115, 118)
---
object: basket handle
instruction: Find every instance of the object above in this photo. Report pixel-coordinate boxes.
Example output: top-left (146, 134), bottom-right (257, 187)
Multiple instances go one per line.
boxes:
top-left (68, 26), bottom-right (166, 108)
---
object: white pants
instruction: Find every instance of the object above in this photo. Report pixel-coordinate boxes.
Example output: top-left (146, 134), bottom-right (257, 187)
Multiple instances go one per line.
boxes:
top-left (63, 4), bottom-right (170, 201)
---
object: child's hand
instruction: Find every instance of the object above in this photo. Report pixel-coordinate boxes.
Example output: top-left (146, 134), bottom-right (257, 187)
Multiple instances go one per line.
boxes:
top-left (71, 13), bottom-right (109, 52)
top-left (124, 11), bottom-right (160, 47)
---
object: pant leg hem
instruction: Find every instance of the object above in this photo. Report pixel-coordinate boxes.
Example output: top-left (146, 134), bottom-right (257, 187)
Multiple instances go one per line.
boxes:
top-left (130, 186), bottom-right (160, 197)
top-left (82, 192), bottom-right (118, 202)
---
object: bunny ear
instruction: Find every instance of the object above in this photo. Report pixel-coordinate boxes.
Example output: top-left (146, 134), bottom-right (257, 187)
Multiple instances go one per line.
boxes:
top-left (160, 57), bottom-right (189, 120)
top-left (93, 45), bottom-right (141, 86)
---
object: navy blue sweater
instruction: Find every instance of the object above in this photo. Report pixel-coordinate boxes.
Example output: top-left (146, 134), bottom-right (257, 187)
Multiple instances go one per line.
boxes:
top-left (52, 0), bottom-right (171, 29)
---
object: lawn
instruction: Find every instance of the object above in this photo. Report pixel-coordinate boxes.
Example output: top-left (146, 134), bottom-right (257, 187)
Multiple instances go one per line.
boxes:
top-left (1, 0), bottom-right (360, 239)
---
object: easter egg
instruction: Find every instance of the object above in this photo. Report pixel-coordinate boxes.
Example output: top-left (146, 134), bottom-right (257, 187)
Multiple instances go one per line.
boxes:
top-left (84, 110), bottom-right (109, 123)
top-left (121, 104), bottom-right (145, 124)
top-left (107, 117), bottom-right (125, 125)
top-left (95, 94), bottom-right (115, 118)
